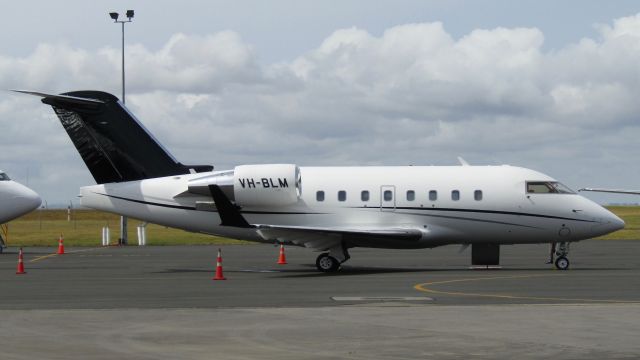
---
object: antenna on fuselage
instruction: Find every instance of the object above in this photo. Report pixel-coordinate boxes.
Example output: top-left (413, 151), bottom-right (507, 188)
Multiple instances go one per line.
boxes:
top-left (457, 157), bottom-right (470, 166)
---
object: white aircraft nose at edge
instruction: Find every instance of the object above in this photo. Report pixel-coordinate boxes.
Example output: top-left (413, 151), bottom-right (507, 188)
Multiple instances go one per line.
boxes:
top-left (0, 170), bottom-right (42, 251)
top-left (15, 90), bottom-right (625, 272)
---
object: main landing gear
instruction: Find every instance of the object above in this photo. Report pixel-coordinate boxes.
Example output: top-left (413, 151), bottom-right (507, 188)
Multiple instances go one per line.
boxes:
top-left (316, 254), bottom-right (340, 272)
top-left (315, 243), bottom-right (350, 272)
top-left (554, 242), bottom-right (570, 270)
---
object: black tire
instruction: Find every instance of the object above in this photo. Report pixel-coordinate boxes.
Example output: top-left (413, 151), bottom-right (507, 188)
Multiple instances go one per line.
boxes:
top-left (555, 256), bottom-right (570, 270)
top-left (316, 253), bottom-right (340, 272)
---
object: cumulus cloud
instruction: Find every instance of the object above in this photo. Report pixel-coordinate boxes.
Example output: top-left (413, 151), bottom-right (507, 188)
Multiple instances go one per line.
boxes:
top-left (2, 14), bottom-right (640, 205)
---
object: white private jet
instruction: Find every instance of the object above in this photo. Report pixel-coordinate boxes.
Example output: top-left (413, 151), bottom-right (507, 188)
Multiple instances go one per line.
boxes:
top-left (18, 90), bottom-right (624, 271)
top-left (0, 170), bottom-right (41, 252)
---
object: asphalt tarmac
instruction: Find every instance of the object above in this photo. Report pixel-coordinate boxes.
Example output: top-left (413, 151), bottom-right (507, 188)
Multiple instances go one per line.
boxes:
top-left (1, 241), bottom-right (639, 359)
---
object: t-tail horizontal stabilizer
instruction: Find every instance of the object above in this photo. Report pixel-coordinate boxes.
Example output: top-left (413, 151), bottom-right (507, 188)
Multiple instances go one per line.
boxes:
top-left (14, 90), bottom-right (213, 184)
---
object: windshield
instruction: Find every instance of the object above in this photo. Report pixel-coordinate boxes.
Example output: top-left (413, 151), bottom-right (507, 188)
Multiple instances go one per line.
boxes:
top-left (0, 172), bottom-right (10, 181)
top-left (526, 181), bottom-right (575, 194)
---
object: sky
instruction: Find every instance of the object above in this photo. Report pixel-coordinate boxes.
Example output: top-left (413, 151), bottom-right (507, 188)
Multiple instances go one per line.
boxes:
top-left (1, 0), bottom-right (640, 207)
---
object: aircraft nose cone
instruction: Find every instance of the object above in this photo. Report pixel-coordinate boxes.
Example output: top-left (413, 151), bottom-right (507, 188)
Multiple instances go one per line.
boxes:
top-left (13, 185), bottom-right (41, 213)
top-left (609, 214), bottom-right (625, 232)
top-left (586, 206), bottom-right (625, 238)
top-left (595, 211), bottom-right (625, 236)
top-left (25, 188), bottom-right (42, 211)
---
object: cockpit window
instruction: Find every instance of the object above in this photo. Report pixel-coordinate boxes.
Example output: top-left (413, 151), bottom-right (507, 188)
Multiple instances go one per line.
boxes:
top-left (0, 173), bottom-right (10, 181)
top-left (526, 181), bottom-right (574, 194)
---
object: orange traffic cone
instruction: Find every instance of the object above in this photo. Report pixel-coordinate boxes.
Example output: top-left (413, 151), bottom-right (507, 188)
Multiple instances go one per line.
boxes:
top-left (213, 248), bottom-right (226, 280)
top-left (16, 248), bottom-right (26, 275)
top-left (57, 234), bottom-right (65, 255)
top-left (277, 244), bottom-right (287, 265)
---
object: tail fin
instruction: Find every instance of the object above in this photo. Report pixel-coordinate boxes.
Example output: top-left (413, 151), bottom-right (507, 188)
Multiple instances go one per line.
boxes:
top-left (17, 90), bottom-right (213, 183)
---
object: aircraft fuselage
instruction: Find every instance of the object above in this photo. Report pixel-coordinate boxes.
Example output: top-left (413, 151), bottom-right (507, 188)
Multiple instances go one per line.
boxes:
top-left (79, 165), bottom-right (623, 249)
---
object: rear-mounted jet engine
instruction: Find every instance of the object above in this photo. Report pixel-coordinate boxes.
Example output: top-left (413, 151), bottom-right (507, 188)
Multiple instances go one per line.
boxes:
top-left (187, 164), bottom-right (301, 207)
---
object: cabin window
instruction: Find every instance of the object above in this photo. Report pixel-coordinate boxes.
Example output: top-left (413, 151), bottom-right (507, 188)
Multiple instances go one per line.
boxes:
top-left (316, 191), bottom-right (325, 202)
top-left (526, 181), bottom-right (575, 194)
top-left (406, 190), bottom-right (415, 201)
top-left (429, 190), bottom-right (437, 201)
top-left (384, 190), bottom-right (393, 201)
top-left (474, 190), bottom-right (483, 201)
top-left (338, 190), bottom-right (347, 202)
top-left (451, 190), bottom-right (460, 201)
top-left (0, 172), bottom-right (9, 181)
top-left (361, 190), bottom-right (370, 202)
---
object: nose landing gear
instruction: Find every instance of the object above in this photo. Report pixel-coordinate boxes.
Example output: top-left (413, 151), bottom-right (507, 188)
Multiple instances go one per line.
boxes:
top-left (554, 242), bottom-right (570, 270)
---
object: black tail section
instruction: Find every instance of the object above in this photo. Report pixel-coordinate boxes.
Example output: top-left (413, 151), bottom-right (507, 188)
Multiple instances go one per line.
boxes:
top-left (33, 90), bottom-right (212, 184)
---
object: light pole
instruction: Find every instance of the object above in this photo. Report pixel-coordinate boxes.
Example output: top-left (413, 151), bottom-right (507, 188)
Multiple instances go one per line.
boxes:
top-left (109, 10), bottom-right (134, 104)
top-left (109, 9), bottom-right (134, 245)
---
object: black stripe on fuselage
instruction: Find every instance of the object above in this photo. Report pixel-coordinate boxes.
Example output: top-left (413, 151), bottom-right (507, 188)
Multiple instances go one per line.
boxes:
top-left (357, 206), bottom-right (597, 223)
top-left (98, 193), bottom-right (197, 210)
top-left (400, 211), bottom-right (541, 228)
top-left (94, 193), bottom-right (595, 226)
top-left (94, 193), bottom-right (323, 215)
top-left (241, 210), bottom-right (328, 215)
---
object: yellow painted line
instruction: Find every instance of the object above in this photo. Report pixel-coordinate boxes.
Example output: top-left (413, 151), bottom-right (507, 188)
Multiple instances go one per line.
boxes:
top-left (414, 274), bottom-right (640, 304)
top-left (29, 253), bottom-right (58, 263)
top-left (29, 247), bottom-right (106, 263)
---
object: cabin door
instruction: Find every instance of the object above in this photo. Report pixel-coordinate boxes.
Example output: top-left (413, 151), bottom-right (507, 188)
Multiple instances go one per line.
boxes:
top-left (380, 185), bottom-right (396, 212)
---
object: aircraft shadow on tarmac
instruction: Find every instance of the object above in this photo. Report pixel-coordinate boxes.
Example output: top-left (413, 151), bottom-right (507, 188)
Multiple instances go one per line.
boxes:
top-left (256, 265), bottom-right (634, 278)
top-left (276, 266), bottom-right (443, 277)
top-left (153, 266), bottom-right (443, 277)
top-left (153, 265), bottom-right (632, 277)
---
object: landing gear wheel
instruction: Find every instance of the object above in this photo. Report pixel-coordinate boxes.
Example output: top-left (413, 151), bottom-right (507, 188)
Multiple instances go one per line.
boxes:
top-left (316, 253), bottom-right (340, 272)
top-left (555, 256), bottom-right (570, 270)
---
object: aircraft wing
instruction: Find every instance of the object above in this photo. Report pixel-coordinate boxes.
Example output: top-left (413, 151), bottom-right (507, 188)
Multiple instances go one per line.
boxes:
top-left (579, 188), bottom-right (640, 195)
top-left (255, 224), bottom-right (424, 251)
top-left (207, 183), bottom-right (424, 250)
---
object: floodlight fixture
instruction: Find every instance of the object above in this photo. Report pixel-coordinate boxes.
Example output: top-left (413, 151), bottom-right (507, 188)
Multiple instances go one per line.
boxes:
top-left (109, 12), bottom-right (119, 21)
top-left (126, 10), bottom-right (134, 19)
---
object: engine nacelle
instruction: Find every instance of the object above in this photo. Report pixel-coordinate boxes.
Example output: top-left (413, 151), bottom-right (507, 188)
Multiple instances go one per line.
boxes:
top-left (233, 164), bottom-right (300, 207)
top-left (187, 164), bottom-right (301, 207)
